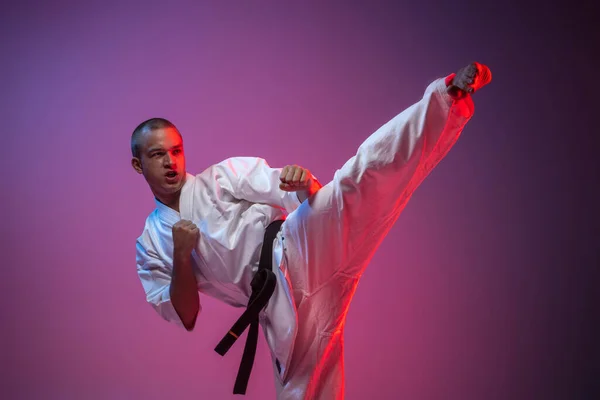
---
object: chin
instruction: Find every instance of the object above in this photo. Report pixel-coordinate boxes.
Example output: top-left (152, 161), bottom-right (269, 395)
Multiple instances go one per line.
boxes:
top-left (164, 181), bottom-right (182, 191)
top-left (172, 177), bottom-right (186, 189)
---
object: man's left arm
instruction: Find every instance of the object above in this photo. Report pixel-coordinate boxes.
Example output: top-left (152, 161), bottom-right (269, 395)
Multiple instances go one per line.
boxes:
top-left (217, 157), bottom-right (321, 213)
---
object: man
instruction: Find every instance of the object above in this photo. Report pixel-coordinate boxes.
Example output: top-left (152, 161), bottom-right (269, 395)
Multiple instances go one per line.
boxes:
top-left (132, 62), bottom-right (492, 399)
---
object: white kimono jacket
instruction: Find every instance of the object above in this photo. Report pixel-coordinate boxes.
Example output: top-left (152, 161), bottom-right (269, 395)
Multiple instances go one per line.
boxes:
top-left (136, 157), bottom-right (302, 380)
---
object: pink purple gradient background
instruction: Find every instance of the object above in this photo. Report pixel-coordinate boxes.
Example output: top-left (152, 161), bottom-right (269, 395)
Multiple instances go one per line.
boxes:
top-left (2, 1), bottom-right (597, 399)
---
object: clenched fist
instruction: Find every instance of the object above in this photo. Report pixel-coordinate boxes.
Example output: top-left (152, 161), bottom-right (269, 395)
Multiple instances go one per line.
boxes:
top-left (279, 165), bottom-right (314, 192)
top-left (173, 220), bottom-right (200, 256)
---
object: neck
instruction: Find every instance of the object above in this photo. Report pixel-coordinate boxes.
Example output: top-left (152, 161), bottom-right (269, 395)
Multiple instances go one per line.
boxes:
top-left (155, 190), bottom-right (181, 212)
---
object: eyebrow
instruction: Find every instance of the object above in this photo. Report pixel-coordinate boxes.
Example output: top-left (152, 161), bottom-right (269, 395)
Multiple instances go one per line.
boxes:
top-left (146, 144), bottom-right (183, 154)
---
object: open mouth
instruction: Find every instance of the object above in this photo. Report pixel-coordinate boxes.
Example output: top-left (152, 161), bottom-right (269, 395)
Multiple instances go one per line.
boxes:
top-left (165, 171), bottom-right (177, 179)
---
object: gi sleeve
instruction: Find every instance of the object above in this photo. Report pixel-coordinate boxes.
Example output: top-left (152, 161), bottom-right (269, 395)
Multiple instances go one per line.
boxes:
top-left (216, 157), bottom-right (303, 214)
top-left (136, 240), bottom-right (202, 330)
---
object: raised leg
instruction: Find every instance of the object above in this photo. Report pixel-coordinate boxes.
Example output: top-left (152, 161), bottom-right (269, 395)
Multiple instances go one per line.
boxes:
top-left (277, 64), bottom-right (491, 399)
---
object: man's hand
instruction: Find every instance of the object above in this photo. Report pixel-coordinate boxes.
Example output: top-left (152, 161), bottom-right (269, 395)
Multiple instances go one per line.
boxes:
top-left (279, 165), bottom-right (314, 191)
top-left (280, 165), bottom-right (322, 203)
top-left (172, 220), bottom-right (200, 256)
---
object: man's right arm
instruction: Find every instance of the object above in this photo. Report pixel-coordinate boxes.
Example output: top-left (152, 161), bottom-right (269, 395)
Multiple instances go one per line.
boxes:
top-left (170, 247), bottom-right (200, 331)
top-left (170, 219), bottom-right (201, 331)
top-left (136, 220), bottom-right (202, 332)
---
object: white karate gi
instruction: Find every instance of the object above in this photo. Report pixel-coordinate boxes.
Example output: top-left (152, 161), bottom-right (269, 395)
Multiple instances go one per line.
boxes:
top-left (136, 76), bottom-right (475, 399)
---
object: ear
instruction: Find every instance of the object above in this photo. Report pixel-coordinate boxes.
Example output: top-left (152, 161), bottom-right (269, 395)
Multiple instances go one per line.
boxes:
top-left (131, 157), bottom-right (143, 174)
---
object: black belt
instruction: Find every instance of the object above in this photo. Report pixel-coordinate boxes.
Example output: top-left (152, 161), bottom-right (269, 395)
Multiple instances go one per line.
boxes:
top-left (214, 219), bottom-right (284, 395)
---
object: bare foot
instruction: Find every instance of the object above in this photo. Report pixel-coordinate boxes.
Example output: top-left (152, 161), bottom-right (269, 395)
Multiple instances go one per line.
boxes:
top-left (447, 62), bottom-right (492, 99)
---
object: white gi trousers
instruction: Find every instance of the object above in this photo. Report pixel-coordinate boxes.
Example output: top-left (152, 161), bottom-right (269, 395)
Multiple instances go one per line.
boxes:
top-left (273, 77), bottom-right (475, 399)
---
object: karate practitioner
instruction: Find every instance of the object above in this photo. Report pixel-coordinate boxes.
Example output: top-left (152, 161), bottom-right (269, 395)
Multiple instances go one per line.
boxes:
top-left (132, 62), bottom-right (492, 399)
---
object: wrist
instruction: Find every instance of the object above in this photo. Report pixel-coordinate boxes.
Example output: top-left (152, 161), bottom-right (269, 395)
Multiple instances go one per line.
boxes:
top-left (173, 247), bottom-right (193, 261)
top-left (308, 178), bottom-right (322, 195)
top-left (296, 179), bottom-right (321, 203)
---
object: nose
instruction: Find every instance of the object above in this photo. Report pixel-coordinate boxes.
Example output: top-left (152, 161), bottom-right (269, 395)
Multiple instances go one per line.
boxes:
top-left (164, 153), bottom-right (176, 168)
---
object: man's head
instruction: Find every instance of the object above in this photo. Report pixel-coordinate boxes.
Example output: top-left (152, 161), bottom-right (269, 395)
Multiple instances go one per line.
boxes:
top-left (131, 118), bottom-right (186, 207)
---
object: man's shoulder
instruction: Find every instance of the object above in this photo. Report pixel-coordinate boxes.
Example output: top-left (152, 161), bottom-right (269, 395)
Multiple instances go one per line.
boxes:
top-left (135, 209), bottom-right (160, 242)
top-left (215, 156), bottom-right (265, 167)
top-left (195, 156), bottom-right (265, 178)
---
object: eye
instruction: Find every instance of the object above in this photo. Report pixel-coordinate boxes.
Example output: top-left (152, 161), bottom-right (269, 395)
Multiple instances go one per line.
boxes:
top-left (152, 152), bottom-right (165, 158)
top-left (173, 149), bottom-right (182, 155)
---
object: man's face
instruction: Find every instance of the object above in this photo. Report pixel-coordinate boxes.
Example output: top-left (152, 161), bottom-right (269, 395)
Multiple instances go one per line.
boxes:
top-left (132, 127), bottom-right (186, 201)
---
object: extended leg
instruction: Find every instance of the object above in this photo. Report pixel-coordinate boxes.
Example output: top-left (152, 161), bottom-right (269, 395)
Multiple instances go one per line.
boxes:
top-left (277, 63), bottom-right (492, 400)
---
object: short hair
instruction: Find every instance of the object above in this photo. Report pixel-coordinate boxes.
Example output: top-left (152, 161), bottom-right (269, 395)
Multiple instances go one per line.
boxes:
top-left (131, 117), bottom-right (181, 158)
